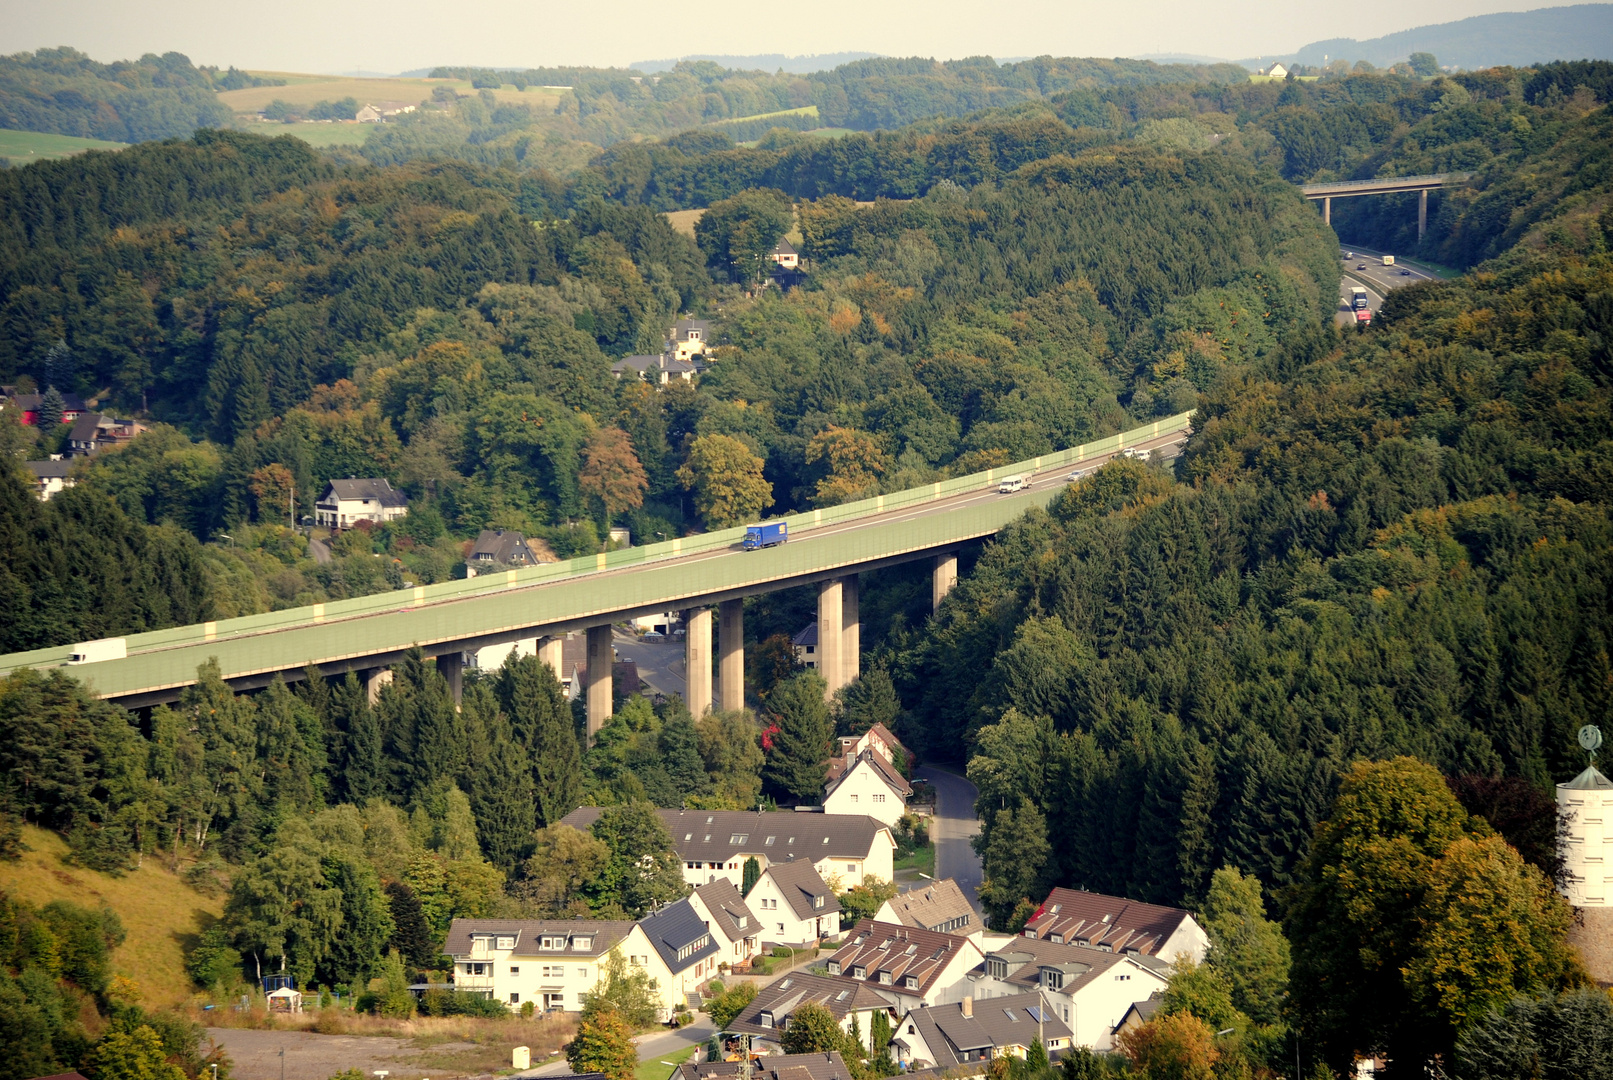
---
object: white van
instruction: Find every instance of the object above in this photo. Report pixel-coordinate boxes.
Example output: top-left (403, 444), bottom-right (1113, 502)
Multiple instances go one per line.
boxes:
top-left (998, 475), bottom-right (1027, 493)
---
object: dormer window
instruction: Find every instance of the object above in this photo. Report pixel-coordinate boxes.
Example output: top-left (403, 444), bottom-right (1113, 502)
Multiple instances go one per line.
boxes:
top-left (879, 972), bottom-right (892, 985)
top-left (827, 961), bottom-right (841, 975)
top-left (1050, 934), bottom-right (1064, 944)
top-left (903, 975), bottom-right (919, 990)
top-left (496, 936), bottom-right (515, 949)
top-left (853, 966), bottom-right (867, 979)
top-left (541, 936), bottom-right (565, 950)
top-left (760, 1011), bottom-right (774, 1028)
top-left (1043, 969), bottom-right (1064, 991)
top-left (574, 937), bottom-right (592, 950)
top-left (737, 917), bottom-right (748, 930)
top-left (986, 959), bottom-right (1007, 979)
top-left (813, 895), bottom-right (825, 910)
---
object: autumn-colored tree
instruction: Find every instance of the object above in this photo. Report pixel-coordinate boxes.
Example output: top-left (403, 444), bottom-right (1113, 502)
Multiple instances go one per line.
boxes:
top-left (805, 425), bottom-right (887, 506)
top-left (1116, 1011), bottom-right (1219, 1080)
top-left (249, 462), bottom-right (297, 525)
top-left (579, 426), bottom-right (648, 523)
top-left (565, 1005), bottom-right (637, 1080)
top-left (676, 433), bottom-right (771, 529)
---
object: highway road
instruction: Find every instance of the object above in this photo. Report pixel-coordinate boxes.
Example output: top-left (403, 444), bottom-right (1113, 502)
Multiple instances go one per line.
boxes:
top-left (1334, 244), bottom-right (1442, 326)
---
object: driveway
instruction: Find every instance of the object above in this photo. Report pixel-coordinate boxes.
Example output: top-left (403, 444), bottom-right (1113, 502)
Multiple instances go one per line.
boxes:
top-left (916, 764), bottom-right (984, 911)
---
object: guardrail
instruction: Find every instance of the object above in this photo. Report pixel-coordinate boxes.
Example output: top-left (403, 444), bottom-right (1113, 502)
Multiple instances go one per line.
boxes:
top-left (0, 411), bottom-right (1193, 679)
top-left (1301, 172), bottom-right (1471, 195)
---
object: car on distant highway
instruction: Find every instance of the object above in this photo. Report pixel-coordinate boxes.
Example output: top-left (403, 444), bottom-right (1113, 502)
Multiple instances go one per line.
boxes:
top-left (1356, 263), bottom-right (1367, 270)
top-left (1066, 467), bottom-right (1094, 482)
top-left (1400, 269), bottom-right (1413, 275)
top-left (998, 475), bottom-right (1028, 493)
top-left (1344, 251), bottom-right (1354, 258)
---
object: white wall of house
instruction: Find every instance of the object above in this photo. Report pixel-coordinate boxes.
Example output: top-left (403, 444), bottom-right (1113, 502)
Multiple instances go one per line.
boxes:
top-left (747, 875), bottom-right (835, 947)
top-left (1158, 919), bottom-right (1211, 964)
top-left (972, 959), bottom-right (1168, 1050)
top-left (823, 759), bottom-right (906, 828)
top-left (453, 931), bottom-right (653, 1013)
top-left (677, 830), bottom-right (894, 892)
top-left (687, 892), bottom-right (760, 967)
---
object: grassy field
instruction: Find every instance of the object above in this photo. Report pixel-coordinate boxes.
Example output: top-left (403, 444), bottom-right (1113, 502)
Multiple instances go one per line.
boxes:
top-left (636, 1041), bottom-right (700, 1080)
top-left (0, 826), bottom-right (223, 1008)
top-left (262, 123), bottom-right (375, 148)
top-left (220, 74), bottom-right (562, 116)
top-left (664, 208), bottom-right (707, 238)
top-left (0, 127), bottom-right (127, 162)
top-left (712, 104), bottom-right (819, 126)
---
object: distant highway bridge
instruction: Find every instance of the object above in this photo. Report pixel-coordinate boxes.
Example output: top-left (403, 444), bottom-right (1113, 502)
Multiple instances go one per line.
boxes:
top-left (1302, 173), bottom-right (1472, 240)
top-left (1, 414), bottom-right (1194, 737)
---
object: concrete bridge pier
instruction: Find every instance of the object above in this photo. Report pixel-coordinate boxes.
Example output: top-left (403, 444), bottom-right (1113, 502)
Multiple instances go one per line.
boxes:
top-left (537, 635), bottom-right (564, 684)
top-left (933, 551), bottom-right (959, 613)
top-left (842, 573), bottom-right (860, 687)
top-left (817, 579), bottom-right (845, 700)
top-left (1418, 189), bottom-right (1428, 240)
top-left (719, 599), bottom-right (744, 713)
top-left (586, 625), bottom-right (614, 742)
top-left (1323, 196), bottom-right (1331, 225)
top-left (437, 651), bottom-right (464, 706)
top-left (363, 666), bottom-right (392, 705)
top-left (685, 606), bottom-right (713, 717)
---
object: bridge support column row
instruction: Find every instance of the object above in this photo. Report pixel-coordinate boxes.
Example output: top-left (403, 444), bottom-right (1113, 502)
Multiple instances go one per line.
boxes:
top-left (719, 599), bottom-right (744, 713)
top-left (586, 625), bottom-right (613, 743)
top-left (684, 606), bottom-right (713, 718)
top-left (933, 551), bottom-right (959, 613)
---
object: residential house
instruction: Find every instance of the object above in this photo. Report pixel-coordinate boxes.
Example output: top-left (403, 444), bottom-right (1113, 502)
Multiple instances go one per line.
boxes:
top-left (747, 859), bottom-right (840, 948)
top-left (770, 240), bottom-right (800, 269)
top-left (827, 723), bottom-right (910, 782)
top-left (355, 104), bottom-right (383, 122)
top-left (1021, 888), bottom-right (1208, 963)
top-left (727, 972), bottom-right (891, 1053)
top-left (823, 919), bottom-right (985, 1010)
top-left (66, 413), bottom-right (146, 456)
top-left (637, 898), bottom-right (723, 1016)
top-left (676, 1052), bottom-right (853, 1080)
top-left (24, 459), bottom-right (74, 500)
top-left (560, 807), bottom-right (896, 889)
top-left (670, 318), bottom-right (713, 361)
top-left (1265, 63), bottom-right (1288, 78)
top-left (314, 478), bottom-right (409, 529)
top-left (1112, 993), bottom-right (1163, 1042)
top-left (6, 391), bottom-right (88, 426)
top-left (687, 879), bottom-right (761, 968)
top-left (467, 529), bottom-right (541, 572)
top-left (611, 354), bottom-right (697, 384)
top-left (875, 879), bottom-right (980, 941)
top-left (443, 918), bottom-right (641, 1012)
top-left (793, 623), bottom-right (819, 669)
top-left (822, 750), bottom-right (910, 827)
top-left (967, 937), bottom-right (1170, 1050)
top-left (892, 991), bottom-right (1072, 1070)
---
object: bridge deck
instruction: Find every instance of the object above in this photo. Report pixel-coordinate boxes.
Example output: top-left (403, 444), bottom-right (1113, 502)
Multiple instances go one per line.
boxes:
top-left (1302, 172), bottom-right (1470, 198)
top-left (5, 413), bottom-right (1193, 704)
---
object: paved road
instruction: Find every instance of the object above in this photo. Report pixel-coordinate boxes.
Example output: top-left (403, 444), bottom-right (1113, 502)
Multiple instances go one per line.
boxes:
top-left (519, 1016), bottom-right (716, 1078)
top-left (1334, 245), bottom-right (1441, 326)
top-left (917, 765), bottom-right (984, 912)
top-left (614, 629), bottom-right (687, 699)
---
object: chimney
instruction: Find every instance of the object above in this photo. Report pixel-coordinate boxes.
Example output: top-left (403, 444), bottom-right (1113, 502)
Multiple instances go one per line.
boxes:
top-left (961, 996), bottom-right (973, 1018)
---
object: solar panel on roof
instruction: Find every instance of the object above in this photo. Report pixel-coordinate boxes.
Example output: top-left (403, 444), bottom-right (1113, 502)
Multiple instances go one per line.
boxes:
top-left (1026, 1005), bottom-right (1045, 1022)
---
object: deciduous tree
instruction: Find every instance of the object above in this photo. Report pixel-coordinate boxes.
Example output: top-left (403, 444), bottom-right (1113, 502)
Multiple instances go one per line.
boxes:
top-left (677, 433), bottom-right (771, 529)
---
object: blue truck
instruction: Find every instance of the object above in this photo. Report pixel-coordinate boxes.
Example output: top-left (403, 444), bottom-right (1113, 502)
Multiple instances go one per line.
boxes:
top-left (743, 521), bottom-right (788, 550)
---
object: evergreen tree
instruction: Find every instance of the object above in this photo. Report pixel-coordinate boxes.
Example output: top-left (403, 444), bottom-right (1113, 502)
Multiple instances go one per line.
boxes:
top-left (657, 700), bottom-right (707, 802)
top-left (317, 852), bottom-right (395, 986)
top-left (834, 668), bottom-right (901, 737)
top-left (376, 650), bottom-right (463, 801)
top-left (255, 677), bottom-right (327, 809)
top-left (383, 880), bottom-right (437, 969)
top-left (495, 652), bottom-right (582, 826)
top-left (461, 682), bottom-right (536, 872)
top-left (761, 671), bottom-right (831, 804)
top-left (34, 386), bottom-right (64, 428)
top-left (974, 799), bottom-right (1050, 931)
top-left (332, 673), bottom-right (383, 804)
top-left (742, 856), bottom-right (761, 895)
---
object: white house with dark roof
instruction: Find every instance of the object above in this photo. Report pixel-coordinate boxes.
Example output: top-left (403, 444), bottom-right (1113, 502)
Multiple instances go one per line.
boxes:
top-left (560, 807), bottom-right (895, 889)
top-left (24, 458), bottom-right (74, 500)
top-left (967, 936), bottom-right (1170, 1050)
top-left (1021, 888), bottom-right (1207, 963)
top-left (688, 878), bottom-right (761, 967)
top-left (747, 859), bottom-right (840, 948)
top-left (770, 240), bottom-right (800, 269)
top-left (727, 972), bottom-right (891, 1053)
top-left (893, 990), bottom-right (1072, 1069)
top-left (822, 750), bottom-right (911, 827)
top-left (314, 478), bottom-right (409, 529)
top-left (467, 528), bottom-right (542, 570)
top-left (443, 917), bottom-right (645, 1012)
top-left (612, 353), bottom-right (698, 384)
top-left (876, 879), bottom-right (980, 941)
top-left (823, 918), bottom-right (985, 1010)
top-left (670, 318), bottom-right (713, 361)
top-left (637, 897), bottom-right (723, 1016)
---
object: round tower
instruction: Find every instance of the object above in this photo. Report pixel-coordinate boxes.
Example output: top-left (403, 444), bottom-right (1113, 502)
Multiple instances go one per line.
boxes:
top-left (1557, 730), bottom-right (1613, 985)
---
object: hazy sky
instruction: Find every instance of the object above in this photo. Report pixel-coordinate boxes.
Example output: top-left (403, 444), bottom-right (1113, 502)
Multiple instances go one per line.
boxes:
top-left (0, 0), bottom-right (1562, 73)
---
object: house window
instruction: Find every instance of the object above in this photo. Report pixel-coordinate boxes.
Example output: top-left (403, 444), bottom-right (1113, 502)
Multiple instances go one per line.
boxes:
top-left (853, 966), bottom-right (867, 979)
top-left (730, 834), bottom-right (748, 844)
top-left (846, 864), bottom-right (858, 875)
top-left (579, 967), bottom-right (588, 978)
top-left (510, 966), bottom-right (520, 974)
top-left (827, 961), bottom-right (841, 975)
top-left (760, 1011), bottom-right (774, 1029)
top-left (903, 975), bottom-right (918, 990)
top-left (873, 794), bottom-right (886, 803)
top-left (738, 917), bottom-right (748, 929)
top-left (1116, 974), bottom-right (1131, 981)
top-left (765, 836), bottom-right (776, 846)
top-left (986, 959), bottom-right (1007, 979)
top-left (1043, 970), bottom-right (1064, 991)
top-left (850, 794), bottom-right (859, 803)
top-left (1050, 934), bottom-right (1064, 944)
top-left (510, 993), bottom-right (520, 1004)
top-left (879, 972), bottom-right (892, 985)
top-left (541, 936), bottom-right (565, 950)
top-left (813, 895), bottom-right (825, 909)
top-left (574, 938), bottom-right (592, 951)
top-left (497, 936), bottom-right (515, 949)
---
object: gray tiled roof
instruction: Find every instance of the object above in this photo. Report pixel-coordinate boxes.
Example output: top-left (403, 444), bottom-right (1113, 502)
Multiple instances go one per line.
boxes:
top-left (694, 878), bottom-right (758, 944)
top-left (727, 972), bottom-right (890, 1039)
top-left (826, 919), bottom-right (974, 1000)
top-left (319, 478), bottom-right (409, 507)
top-left (985, 937), bottom-right (1168, 997)
top-left (443, 918), bottom-right (633, 958)
top-left (676, 1052), bottom-right (851, 1080)
top-left (469, 529), bottom-right (537, 564)
top-left (902, 991), bottom-right (1071, 1067)
top-left (560, 807), bottom-right (888, 867)
top-left (639, 898), bottom-right (722, 975)
top-left (1023, 888), bottom-right (1194, 956)
top-left (25, 459), bottom-right (73, 479)
top-left (825, 750), bottom-right (912, 800)
top-left (763, 859), bottom-right (840, 921)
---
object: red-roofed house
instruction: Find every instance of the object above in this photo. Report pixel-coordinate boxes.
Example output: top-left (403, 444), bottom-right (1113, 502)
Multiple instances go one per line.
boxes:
top-left (1021, 888), bottom-right (1207, 964)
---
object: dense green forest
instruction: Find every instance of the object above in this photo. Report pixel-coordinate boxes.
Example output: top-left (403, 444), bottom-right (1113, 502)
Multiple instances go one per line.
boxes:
top-left (0, 48), bottom-right (238, 143)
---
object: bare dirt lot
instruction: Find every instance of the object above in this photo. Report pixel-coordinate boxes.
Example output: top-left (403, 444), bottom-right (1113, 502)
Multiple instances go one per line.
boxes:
top-left (208, 1028), bottom-right (467, 1080)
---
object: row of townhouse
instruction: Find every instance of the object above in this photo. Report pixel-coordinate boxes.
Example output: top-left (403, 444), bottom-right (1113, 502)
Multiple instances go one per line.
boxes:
top-left (726, 887), bottom-right (1210, 1069)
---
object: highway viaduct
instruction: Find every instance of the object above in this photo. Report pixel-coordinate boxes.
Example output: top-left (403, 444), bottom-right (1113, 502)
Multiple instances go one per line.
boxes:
top-left (1302, 173), bottom-right (1471, 241)
top-left (0, 414), bottom-right (1193, 740)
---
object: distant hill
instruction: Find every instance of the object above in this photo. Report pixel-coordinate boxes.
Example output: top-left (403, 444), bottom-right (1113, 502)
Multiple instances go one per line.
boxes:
top-left (631, 52), bottom-right (880, 74)
top-left (1243, 4), bottom-right (1613, 70)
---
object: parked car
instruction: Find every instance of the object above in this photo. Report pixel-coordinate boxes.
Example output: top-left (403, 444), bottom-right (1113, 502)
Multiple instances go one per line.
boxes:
top-left (642, 631), bottom-right (665, 642)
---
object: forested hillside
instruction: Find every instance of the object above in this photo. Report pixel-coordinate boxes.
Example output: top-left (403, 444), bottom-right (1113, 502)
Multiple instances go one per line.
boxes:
top-left (0, 48), bottom-right (236, 143)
